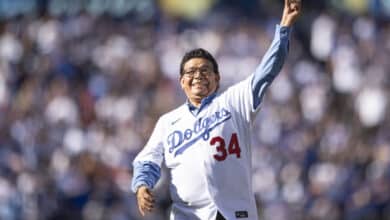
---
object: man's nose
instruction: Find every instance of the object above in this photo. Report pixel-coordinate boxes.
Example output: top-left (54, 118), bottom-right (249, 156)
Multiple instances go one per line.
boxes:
top-left (193, 71), bottom-right (205, 78)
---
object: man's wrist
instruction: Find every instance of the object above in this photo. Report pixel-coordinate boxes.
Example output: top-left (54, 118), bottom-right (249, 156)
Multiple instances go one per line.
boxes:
top-left (280, 18), bottom-right (292, 27)
top-left (136, 184), bottom-right (149, 193)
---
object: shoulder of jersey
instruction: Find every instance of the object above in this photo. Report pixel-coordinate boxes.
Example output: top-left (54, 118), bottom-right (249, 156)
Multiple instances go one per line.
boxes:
top-left (159, 104), bottom-right (187, 123)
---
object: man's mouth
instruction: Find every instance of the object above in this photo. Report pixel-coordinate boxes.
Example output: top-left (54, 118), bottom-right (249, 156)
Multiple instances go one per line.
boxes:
top-left (192, 81), bottom-right (208, 87)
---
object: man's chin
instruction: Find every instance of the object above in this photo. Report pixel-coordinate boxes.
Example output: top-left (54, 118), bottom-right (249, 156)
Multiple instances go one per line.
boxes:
top-left (192, 89), bottom-right (208, 96)
top-left (192, 92), bottom-right (209, 99)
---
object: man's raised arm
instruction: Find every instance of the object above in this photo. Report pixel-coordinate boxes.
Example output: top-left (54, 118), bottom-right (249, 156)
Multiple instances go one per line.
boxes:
top-left (251, 0), bottom-right (302, 109)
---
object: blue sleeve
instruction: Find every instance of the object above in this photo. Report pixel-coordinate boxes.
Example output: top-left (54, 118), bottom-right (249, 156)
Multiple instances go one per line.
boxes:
top-left (252, 25), bottom-right (291, 109)
top-left (131, 161), bottom-right (161, 193)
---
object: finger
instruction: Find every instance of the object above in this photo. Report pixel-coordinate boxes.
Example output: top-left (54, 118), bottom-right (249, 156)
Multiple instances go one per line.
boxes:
top-left (285, 0), bottom-right (291, 11)
top-left (289, 0), bottom-right (301, 9)
top-left (143, 192), bottom-right (155, 203)
top-left (137, 188), bottom-right (155, 202)
top-left (144, 197), bottom-right (155, 204)
top-left (289, 0), bottom-right (301, 4)
top-left (292, 3), bottom-right (299, 12)
top-left (138, 204), bottom-right (146, 216)
top-left (288, 2), bottom-right (300, 11)
top-left (143, 202), bottom-right (154, 211)
top-left (293, 3), bottom-right (301, 13)
top-left (141, 199), bottom-right (155, 208)
top-left (140, 202), bottom-right (154, 214)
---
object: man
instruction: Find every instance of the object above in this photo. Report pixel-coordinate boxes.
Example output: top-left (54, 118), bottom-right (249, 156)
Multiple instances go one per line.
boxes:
top-left (131, 0), bottom-right (301, 219)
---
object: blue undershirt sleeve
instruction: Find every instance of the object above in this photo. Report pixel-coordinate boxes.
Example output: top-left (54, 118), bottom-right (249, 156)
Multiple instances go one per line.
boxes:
top-left (131, 161), bottom-right (161, 193)
top-left (251, 25), bottom-right (291, 109)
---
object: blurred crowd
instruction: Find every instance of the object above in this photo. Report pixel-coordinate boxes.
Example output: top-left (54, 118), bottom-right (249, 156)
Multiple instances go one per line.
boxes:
top-left (0, 0), bottom-right (389, 220)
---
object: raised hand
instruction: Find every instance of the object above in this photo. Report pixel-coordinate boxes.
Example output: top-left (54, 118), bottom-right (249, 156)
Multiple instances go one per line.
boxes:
top-left (281, 0), bottom-right (302, 27)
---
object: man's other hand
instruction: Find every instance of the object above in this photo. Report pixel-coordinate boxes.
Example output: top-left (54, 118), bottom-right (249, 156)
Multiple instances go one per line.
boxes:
top-left (136, 186), bottom-right (155, 216)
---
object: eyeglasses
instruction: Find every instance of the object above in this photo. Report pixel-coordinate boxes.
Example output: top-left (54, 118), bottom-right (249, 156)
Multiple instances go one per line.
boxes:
top-left (182, 66), bottom-right (214, 78)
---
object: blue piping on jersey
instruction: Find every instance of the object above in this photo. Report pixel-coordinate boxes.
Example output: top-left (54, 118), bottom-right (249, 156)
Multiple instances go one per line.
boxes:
top-left (131, 161), bottom-right (161, 193)
top-left (173, 113), bottom-right (232, 156)
top-left (187, 92), bottom-right (217, 115)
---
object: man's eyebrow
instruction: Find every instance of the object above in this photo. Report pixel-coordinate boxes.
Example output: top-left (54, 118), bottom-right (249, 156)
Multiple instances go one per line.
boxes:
top-left (194, 64), bottom-right (212, 69)
top-left (185, 65), bottom-right (210, 70)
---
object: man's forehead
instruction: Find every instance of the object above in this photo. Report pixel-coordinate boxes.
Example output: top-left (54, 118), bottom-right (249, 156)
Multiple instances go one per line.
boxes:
top-left (184, 58), bottom-right (212, 69)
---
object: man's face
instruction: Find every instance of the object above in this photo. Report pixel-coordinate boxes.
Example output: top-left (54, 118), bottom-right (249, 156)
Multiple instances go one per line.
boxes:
top-left (180, 58), bottom-right (220, 106)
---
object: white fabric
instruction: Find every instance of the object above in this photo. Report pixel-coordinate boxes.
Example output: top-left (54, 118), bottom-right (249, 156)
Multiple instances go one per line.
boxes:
top-left (134, 75), bottom-right (260, 220)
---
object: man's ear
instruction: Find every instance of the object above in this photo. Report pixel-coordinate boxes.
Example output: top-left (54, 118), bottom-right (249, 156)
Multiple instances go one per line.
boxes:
top-left (179, 76), bottom-right (185, 89)
top-left (214, 74), bottom-right (221, 92)
top-left (215, 74), bottom-right (220, 86)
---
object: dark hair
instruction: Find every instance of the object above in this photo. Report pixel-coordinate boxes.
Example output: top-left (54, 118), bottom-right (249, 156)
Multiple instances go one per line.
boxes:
top-left (180, 48), bottom-right (219, 76)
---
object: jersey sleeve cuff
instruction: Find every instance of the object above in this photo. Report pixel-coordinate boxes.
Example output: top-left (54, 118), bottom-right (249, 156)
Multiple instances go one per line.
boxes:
top-left (276, 24), bottom-right (292, 37)
top-left (131, 161), bottom-right (161, 193)
top-left (275, 24), bottom-right (291, 52)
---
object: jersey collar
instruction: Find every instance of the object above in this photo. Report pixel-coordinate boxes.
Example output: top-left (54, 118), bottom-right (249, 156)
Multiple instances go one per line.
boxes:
top-left (186, 92), bottom-right (217, 116)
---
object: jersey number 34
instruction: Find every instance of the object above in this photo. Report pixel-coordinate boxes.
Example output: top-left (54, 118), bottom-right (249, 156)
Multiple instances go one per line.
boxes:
top-left (210, 133), bottom-right (241, 161)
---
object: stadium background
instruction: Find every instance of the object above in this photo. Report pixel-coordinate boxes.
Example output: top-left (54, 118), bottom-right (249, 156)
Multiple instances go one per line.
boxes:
top-left (0, 0), bottom-right (389, 219)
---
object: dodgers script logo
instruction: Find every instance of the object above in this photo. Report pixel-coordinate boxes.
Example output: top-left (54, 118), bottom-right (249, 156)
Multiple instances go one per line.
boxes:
top-left (167, 108), bottom-right (232, 156)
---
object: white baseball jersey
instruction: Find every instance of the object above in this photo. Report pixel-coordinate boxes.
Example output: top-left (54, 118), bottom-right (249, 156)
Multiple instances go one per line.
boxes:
top-left (134, 75), bottom-right (258, 219)
top-left (132, 25), bottom-right (291, 220)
